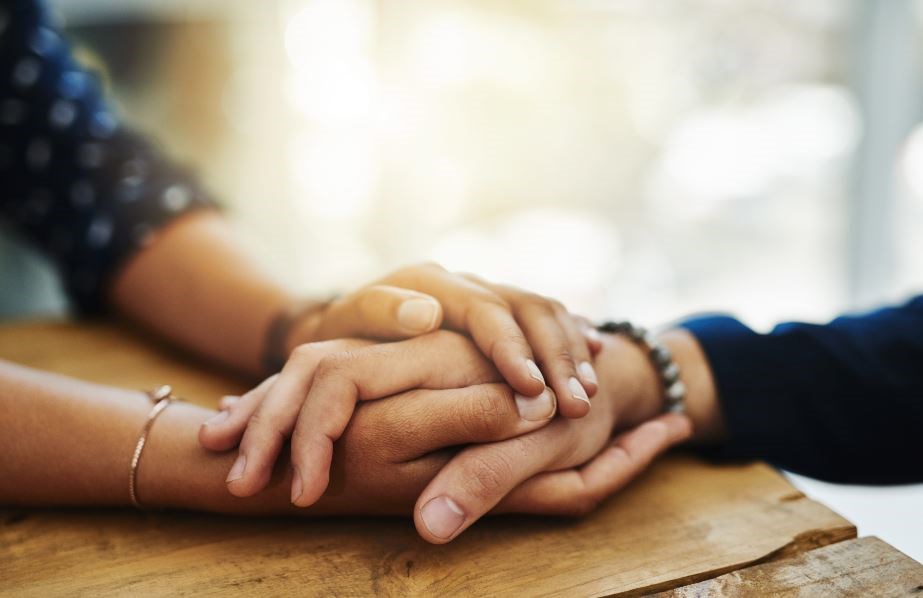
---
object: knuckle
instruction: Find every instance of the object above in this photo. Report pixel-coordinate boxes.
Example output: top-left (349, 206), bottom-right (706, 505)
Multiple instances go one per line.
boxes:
top-left (314, 352), bottom-right (350, 379)
top-left (497, 328), bottom-right (529, 348)
top-left (460, 452), bottom-right (514, 503)
top-left (291, 343), bottom-right (318, 362)
top-left (517, 292), bottom-right (554, 312)
top-left (472, 291), bottom-right (512, 312)
top-left (515, 292), bottom-right (564, 314)
top-left (553, 348), bottom-right (575, 367)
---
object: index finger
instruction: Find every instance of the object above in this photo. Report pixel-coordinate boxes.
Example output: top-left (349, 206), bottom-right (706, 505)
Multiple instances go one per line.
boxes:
top-left (289, 332), bottom-right (513, 507)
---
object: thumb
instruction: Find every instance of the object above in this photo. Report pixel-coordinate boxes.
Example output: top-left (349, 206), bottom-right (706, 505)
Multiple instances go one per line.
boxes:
top-left (313, 284), bottom-right (444, 340)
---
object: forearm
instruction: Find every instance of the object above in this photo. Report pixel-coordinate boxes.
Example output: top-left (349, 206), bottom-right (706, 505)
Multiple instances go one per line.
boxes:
top-left (0, 360), bottom-right (293, 513)
top-left (0, 359), bottom-right (150, 506)
top-left (108, 211), bottom-right (316, 377)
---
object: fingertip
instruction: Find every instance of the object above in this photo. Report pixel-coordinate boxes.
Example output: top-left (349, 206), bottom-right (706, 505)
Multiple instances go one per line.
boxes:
top-left (226, 468), bottom-right (273, 498)
top-left (583, 327), bottom-right (603, 354)
top-left (225, 449), bottom-right (278, 498)
top-left (499, 358), bottom-right (546, 397)
top-left (511, 376), bottom-right (546, 398)
top-left (416, 495), bottom-right (467, 544)
top-left (579, 378), bottom-right (598, 398)
top-left (664, 413), bottom-right (694, 441)
top-left (555, 377), bottom-right (591, 418)
top-left (577, 361), bottom-right (599, 398)
top-left (524, 358), bottom-right (545, 385)
top-left (218, 395), bottom-right (239, 411)
top-left (290, 467), bottom-right (303, 504)
top-left (197, 421), bottom-right (219, 450)
top-left (290, 439), bottom-right (335, 507)
top-left (199, 410), bottom-right (230, 449)
top-left (291, 468), bottom-right (329, 508)
top-left (198, 409), bottom-right (246, 452)
top-left (225, 453), bottom-right (256, 497)
top-left (514, 387), bottom-right (557, 423)
top-left (557, 394), bottom-right (591, 419)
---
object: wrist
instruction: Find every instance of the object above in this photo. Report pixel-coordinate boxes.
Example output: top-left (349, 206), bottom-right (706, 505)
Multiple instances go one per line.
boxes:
top-left (659, 328), bottom-right (724, 444)
top-left (260, 299), bottom-right (328, 374)
top-left (594, 327), bottom-right (724, 445)
top-left (284, 302), bottom-right (327, 353)
top-left (595, 333), bottom-right (663, 430)
top-left (138, 402), bottom-right (295, 514)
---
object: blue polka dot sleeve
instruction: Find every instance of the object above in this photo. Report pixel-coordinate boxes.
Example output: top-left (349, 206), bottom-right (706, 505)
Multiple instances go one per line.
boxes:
top-left (0, 0), bottom-right (218, 313)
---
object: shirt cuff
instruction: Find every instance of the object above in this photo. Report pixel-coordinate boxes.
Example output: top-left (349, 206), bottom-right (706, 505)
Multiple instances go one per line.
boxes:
top-left (677, 315), bottom-right (799, 464)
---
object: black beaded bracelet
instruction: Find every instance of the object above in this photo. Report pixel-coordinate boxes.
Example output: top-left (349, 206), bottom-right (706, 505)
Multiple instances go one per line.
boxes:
top-left (597, 321), bottom-right (686, 414)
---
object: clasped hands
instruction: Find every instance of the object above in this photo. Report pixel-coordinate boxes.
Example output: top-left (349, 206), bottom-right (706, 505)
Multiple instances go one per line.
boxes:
top-left (198, 264), bottom-right (692, 544)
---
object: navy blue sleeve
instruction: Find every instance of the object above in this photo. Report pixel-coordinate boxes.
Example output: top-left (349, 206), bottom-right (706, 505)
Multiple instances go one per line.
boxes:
top-left (0, 0), bottom-right (217, 313)
top-left (681, 296), bottom-right (923, 484)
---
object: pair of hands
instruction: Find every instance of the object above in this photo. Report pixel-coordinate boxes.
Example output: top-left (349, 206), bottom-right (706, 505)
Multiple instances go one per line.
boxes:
top-left (198, 264), bottom-right (692, 543)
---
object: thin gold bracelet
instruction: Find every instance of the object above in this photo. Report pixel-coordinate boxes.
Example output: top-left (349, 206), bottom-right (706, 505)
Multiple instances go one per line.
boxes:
top-left (129, 385), bottom-right (177, 509)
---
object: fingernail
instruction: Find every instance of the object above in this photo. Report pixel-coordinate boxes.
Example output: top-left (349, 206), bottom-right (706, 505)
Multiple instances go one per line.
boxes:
top-left (584, 327), bottom-right (602, 343)
top-left (568, 376), bottom-right (590, 405)
top-left (420, 496), bottom-right (466, 540)
top-left (291, 468), bottom-right (303, 504)
top-left (398, 298), bottom-right (440, 332)
top-left (226, 454), bottom-right (247, 483)
top-left (219, 396), bottom-right (239, 411)
top-left (525, 359), bottom-right (545, 384)
top-left (578, 361), bottom-right (598, 386)
top-left (515, 388), bottom-right (556, 421)
top-left (204, 410), bottom-right (229, 426)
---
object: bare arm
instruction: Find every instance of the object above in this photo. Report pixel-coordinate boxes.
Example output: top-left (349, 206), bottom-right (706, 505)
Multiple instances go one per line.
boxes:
top-left (0, 350), bottom-right (545, 516)
top-left (0, 358), bottom-right (270, 511)
top-left (107, 212), bottom-right (298, 378)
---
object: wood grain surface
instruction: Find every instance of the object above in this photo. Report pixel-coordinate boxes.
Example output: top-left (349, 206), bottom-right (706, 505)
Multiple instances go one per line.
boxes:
top-left (654, 536), bottom-right (923, 597)
top-left (0, 321), bottom-right (858, 597)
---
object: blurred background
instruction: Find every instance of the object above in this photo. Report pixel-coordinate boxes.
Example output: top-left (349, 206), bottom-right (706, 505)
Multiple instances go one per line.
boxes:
top-left (5, 0), bottom-right (923, 559)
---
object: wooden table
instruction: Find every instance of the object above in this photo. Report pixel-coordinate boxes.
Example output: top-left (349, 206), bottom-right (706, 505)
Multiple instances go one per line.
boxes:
top-left (1, 322), bottom-right (921, 597)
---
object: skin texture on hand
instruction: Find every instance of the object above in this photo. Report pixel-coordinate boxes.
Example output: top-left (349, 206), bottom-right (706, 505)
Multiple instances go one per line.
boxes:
top-left (293, 264), bottom-right (602, 417)
top-left (410, 332), bottom-right (696, 542)
top-left (200, 332), bottom-right (696, 542)
top-left (0, 329), bottom-right (702, 540)
top-left (198, 332), bottom-right (559, 507)
top-left (193, 373), bottom-right (689, 525)
top-left (153, 384), bottom-right (555, 516)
